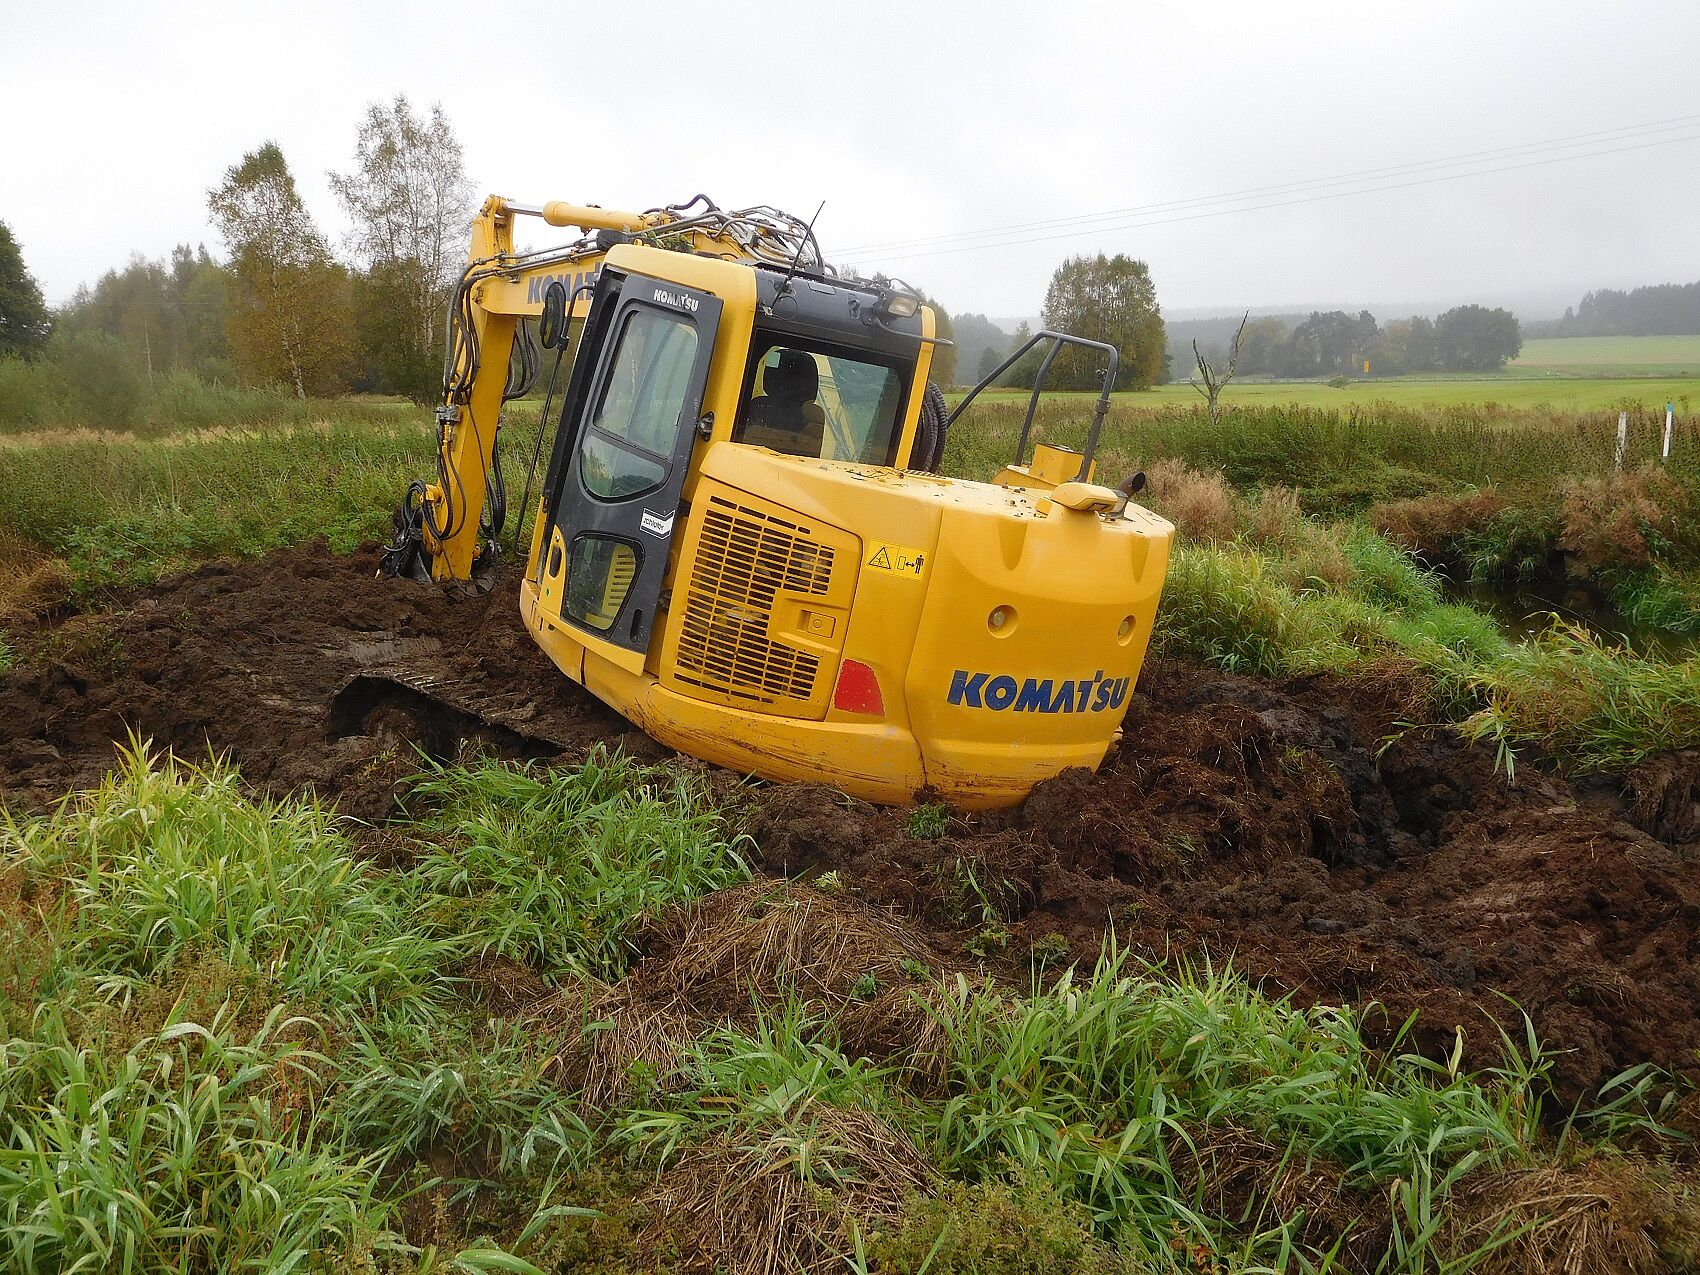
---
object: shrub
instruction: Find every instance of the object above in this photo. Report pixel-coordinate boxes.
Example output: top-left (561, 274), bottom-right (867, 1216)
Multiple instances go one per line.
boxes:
top-left (50, 329), bottom-right (147, 430)
top-left (1371, 488), bottom-right (1507, 563)
top-left (1559, 468), bottom-right (1686, 576)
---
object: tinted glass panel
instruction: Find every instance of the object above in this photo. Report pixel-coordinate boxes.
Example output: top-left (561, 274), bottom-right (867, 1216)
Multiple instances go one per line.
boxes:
top-left (582, 308), bottom-right (699, 500)
top-left (565, 536), bottom-right (639, 631)
top-left (734, 339), bottom-right (906, 464)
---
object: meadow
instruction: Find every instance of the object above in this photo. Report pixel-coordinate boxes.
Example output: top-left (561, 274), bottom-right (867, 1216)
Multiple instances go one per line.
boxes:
top-left (1513, 334), bottom-right (1700, 377)
top-left (5, 367), bottom-right (1700, 1270)
top-left (3, 744), bottom-right (1697, 1273)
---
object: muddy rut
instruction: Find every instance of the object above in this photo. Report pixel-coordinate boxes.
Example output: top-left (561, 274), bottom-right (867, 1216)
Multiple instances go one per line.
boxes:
top-left (3, 543), bottom-right (1698, 1102)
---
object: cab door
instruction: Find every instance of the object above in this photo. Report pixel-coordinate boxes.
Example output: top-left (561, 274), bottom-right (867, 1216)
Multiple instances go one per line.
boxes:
top-left (547, 275), bottom-right (722, 672)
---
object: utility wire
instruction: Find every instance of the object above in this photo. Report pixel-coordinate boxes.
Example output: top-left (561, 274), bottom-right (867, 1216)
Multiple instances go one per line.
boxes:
top-left (840, 113), bottom-right (1700, 255)
top-left (841, 128), bottom-right (1700, 266)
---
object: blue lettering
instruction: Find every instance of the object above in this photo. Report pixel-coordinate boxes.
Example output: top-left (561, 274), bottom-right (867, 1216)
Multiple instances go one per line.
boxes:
top-left (1014, 679), bottom-right (1054, 713)
top-left (985, 676), bottom-right (1018, 710)
top-left (948, 670), bottom-right (987, 708)
top-left (947, 669), bottom-right (1135, 712)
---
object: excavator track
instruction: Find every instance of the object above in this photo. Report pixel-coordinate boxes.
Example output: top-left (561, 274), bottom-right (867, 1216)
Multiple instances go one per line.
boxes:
top-left (328, 662), bottom-right (593, 758)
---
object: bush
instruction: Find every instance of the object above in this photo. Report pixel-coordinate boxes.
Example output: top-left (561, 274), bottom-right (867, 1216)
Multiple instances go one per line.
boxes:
top-left (50, 329), bottom-right (147, 429)
top-left (0, 354), bottom-right (65, 429)
top-left (1559, 468), bottom-right (1687, 577)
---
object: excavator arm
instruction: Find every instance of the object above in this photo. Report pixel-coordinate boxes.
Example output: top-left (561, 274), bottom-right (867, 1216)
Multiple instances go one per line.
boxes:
top-left (380, 194), bottom-right (835, 583)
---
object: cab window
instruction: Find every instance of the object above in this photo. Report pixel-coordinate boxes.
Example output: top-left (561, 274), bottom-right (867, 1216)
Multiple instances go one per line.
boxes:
top-left (581, 308), bottom-right (699, 500)
top-left (733, 337), bottom-right (908, 465)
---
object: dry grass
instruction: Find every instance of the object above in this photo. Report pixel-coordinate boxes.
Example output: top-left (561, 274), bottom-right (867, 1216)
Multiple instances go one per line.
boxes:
top-left (1442, 1159), bottom-right (1700, 1274)
top-left (1143, 458), bottom-right (1239, 542)
top-left (834, 980), bottom-right (956, 1089)
top-left (529, 972), bottom-right (696, 1109)
top-left (0, 529), bottom-right (72, 622)
top-left (1558, 469), bottom-right (1685, 576)
top-left (531, 881), bottom-right (959, 1107)
top-left (636, 881), bottom-right (946, 1023)
top-left (637, 1107), bottom-right (935, 1275)
top-left (1370, 488), bottom-right (1508, 561)
top-left (1167, 1121), bottom-right (1373, 1256)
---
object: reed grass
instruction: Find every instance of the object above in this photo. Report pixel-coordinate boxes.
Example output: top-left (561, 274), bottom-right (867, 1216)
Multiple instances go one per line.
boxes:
top-left (2, 746), bottom-right (1694, 1272)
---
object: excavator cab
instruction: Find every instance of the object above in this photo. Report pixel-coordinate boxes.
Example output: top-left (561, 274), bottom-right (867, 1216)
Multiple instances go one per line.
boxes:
top-left (376, 195), bottom-right (1173, 807)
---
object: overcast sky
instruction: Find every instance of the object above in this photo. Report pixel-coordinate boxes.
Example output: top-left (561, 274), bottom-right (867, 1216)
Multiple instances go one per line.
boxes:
top-left (4, 0), bottom-right (1698, 321)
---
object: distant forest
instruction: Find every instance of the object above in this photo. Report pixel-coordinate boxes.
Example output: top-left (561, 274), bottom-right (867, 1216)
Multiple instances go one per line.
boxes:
top-left (1527, 280), bottom-right (1700, 338)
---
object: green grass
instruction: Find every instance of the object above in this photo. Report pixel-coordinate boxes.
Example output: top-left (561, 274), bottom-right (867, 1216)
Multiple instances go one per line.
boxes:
top-left (0, 420), bottom-right (434, 592)
top-left (945, 395), bottom-right (1700, 509)
top-left (2, 739), bottom-right (1697, 1271)
top-left (976, 372), bottom-right (1699, 411)
top-left (1514, 336), bottom-right (1700, 378)
top-left (404, 751), bottom-right (750, 980)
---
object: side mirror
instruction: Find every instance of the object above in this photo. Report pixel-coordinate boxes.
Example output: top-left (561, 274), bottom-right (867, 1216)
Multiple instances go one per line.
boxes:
top-left (539, 280), bottom-right (569, 349)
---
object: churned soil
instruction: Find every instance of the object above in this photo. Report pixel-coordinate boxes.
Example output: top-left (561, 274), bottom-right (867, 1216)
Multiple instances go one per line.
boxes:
top-left (2, 546), bottom-right (1698, 1102)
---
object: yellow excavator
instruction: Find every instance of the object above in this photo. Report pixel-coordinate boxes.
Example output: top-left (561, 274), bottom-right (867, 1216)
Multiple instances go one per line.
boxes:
top-left (368, 193), bottom-right (1172, 808)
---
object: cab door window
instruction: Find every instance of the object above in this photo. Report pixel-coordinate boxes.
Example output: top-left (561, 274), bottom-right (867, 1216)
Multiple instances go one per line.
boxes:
top-left (581, 308), bottom-right (701, 500)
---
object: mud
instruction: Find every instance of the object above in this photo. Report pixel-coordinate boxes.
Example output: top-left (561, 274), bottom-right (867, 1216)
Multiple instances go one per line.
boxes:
top-left (3, 547), bottom-right (1699, 1102)
top-left (0, 542), bottom-right (651, 821)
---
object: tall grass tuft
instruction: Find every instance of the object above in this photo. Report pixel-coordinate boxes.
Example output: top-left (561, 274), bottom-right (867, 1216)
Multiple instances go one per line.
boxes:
top-left (1461, 621), bottom-right (1700, 772)
top-left (406, 748), bottom-right (750, 980)
top-left (3, 740), bottom-right (455, 1020)
top-left (0, 1004), bottom-right (400, 1272)
top-left (925, 950), bottom-right (1543, 1261)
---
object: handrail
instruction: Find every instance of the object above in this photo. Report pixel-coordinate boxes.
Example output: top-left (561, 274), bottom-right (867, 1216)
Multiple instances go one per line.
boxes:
top-left (945, 329), bottom-right (1119, 480)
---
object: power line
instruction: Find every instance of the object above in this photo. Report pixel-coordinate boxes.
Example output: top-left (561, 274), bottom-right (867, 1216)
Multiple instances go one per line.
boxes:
top-left (841, 128), bottom-right (1700, 266)
top-left (839, 113), bottom-right (1700, 255)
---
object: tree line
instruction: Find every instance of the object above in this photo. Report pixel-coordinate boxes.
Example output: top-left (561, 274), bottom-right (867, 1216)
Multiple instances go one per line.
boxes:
top-left (1530, 280), bottom-right (1700, 338)
top-left (0, 96), bottom-right (473, 410)
top-left (1181, 304), bottom-right (1522, 379)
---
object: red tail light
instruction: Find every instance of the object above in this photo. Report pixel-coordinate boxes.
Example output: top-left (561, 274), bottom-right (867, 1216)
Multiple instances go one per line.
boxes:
top-left (832, 659), bottom-right (885, 716)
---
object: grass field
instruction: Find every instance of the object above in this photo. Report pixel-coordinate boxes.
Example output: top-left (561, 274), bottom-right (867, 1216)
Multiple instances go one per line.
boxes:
top-left (1136, 373), bottom-right (1698, 411)
top-left (7, 746), bottom-right (1693, 1273)
top-left (1514, 335), bottom-right (1700, 377)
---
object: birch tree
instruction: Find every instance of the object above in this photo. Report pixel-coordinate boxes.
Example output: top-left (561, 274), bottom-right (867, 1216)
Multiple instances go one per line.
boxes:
top-left (331, 97), bottom-right (475, 398)
top-left (208, 143), bottom-right (350, 397)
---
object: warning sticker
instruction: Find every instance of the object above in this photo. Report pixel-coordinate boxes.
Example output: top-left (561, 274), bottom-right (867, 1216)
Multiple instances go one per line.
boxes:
top-left (864, 540), bottom-right (927, 580)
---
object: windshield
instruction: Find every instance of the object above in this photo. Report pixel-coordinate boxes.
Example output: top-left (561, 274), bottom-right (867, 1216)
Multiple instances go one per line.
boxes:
top-left (732, 335), bottom-right (909, 465)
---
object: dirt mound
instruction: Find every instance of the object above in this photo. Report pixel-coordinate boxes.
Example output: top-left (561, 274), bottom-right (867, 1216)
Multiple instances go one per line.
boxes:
top-left (0, 542), bottom-right (640, 818)
top-left (4, 547), bottom-right (1700, 1101)
top-left (749, 664), bottom-right (1700, 1102)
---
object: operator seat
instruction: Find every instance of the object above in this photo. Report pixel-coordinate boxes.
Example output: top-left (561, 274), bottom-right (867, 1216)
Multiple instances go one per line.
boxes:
top-left (739, 349), bottom-right (827, 457)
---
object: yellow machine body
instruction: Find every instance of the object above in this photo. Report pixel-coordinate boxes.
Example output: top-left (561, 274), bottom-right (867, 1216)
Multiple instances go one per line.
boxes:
top-left (397, 196), bottom-right (1173, 808)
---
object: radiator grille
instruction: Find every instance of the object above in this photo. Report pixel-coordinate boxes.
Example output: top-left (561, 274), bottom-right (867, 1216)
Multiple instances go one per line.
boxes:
top-left (675, 497), bottom-right (835, 704)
